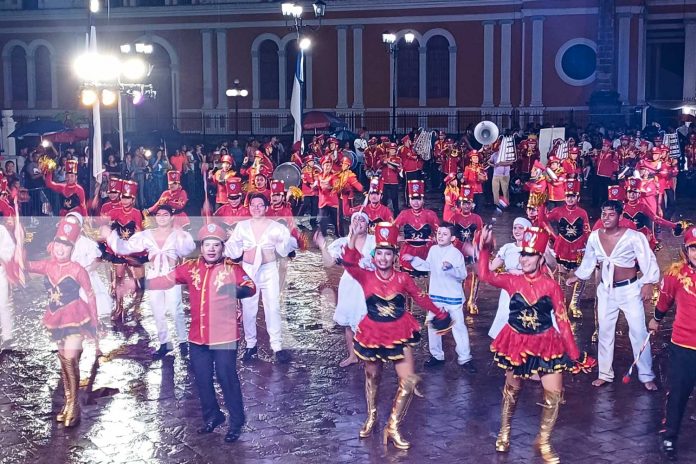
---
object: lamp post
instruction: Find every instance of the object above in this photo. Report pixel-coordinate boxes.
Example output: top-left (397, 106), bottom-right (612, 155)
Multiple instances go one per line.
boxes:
top-left (382, 31), bottom-right (415, 139)
top-left (281, 2), bottom-right (326, 148)
top-left (226, 79), bottom-right (249, 137)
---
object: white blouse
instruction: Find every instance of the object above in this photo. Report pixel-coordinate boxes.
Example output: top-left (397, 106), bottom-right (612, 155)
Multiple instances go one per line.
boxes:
top-left (574, 228), bottom-right (659, 289)
top-left (107, 229), bottom-right (195, 277)
top-left (225, 219), bottom-right (298, 276)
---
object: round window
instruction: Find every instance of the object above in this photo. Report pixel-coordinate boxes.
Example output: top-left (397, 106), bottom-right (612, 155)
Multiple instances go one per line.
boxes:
top-left (555, 39), bottom-right (597, 86)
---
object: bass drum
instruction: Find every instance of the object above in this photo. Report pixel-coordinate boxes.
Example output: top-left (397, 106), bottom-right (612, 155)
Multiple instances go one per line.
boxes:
top-left (273, 162), bottom-right (302, 188)
top-left (342, 150), bottom-right (358, 170)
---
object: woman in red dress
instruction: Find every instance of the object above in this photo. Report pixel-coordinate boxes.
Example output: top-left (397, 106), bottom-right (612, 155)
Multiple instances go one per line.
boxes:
top-left (342, 222), bottom-right (452, 450)
top-left (477, 225), bottom-right (594, 463)
top-left (23, 218), bottom-right (99, 427)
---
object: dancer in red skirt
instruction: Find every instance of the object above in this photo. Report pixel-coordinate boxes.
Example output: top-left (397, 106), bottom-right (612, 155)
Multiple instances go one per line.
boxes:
top-left (23, 218), bottom-right (99, 427)
top-left (477, 225), bottom-right (594, 463)
top-left (342, 222), bottom-right (452, 450)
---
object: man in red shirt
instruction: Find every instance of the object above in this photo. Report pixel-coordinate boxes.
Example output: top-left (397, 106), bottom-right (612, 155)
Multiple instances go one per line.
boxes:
top-left (148, 223), bottom-right (256, 443)
top-left (651, 226), bottom-right (696, 460)
top-left (593, 138), bottom-right (618, 206)
top-left (213, 177), bottom-right (248, 232)
top-left (380, 142), bottom-right (402, 217)
top-left (394, 180), bottom-right (439, 277)
top-left (350, 177), bottom-right (393, 230)
top-left (169, 149), bottom-right (188, 173)
top-left (298, 155), bottom-right (319, 230)
top-left (462, 150), bottom-right (487, 210)
top-left (44, 159), bottom-right (87, 217)
top-left (317, 156), bottom-right (340, 236)
top-left (147, 171), bottom-right (189, 228)
top-left (399, 135), bottom-right (423, 196)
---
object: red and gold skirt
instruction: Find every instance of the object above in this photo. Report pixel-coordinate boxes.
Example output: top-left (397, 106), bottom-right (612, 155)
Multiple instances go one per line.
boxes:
top-left (43, 301), bottom-right (96, 342)
top-left (354, 312), bottom-right (421, 362)
top-left (491, 325), bottom-right (574, 378)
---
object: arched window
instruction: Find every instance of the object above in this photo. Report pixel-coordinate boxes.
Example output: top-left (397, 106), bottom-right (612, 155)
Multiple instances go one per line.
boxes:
top-left (427, 36), bottom-right (449, 99)
top-left (10, 47), bottom-right (28, 108)
top-left (285, 40), bottom-right (299, 106)
top-left (397, 38), bottom-right (419, 99)
top-left (35, 46), bottom-right (52, 107)
top-left (259, 40), bottom-right (279, 100)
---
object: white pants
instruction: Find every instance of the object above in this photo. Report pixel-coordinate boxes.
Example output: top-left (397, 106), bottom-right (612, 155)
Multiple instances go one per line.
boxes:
top-left (149, 286), bottom-right (187, 345)
top-left (426, 303), bottom-right (472, 364)
top-left (0, 270), bottom-right (11, 341)
top-left (90, 271), bottom-right (113, 318)
top-left (242, 262), bottom-right (282, 352)
top-left (597, 281), bottom-right (655, 383)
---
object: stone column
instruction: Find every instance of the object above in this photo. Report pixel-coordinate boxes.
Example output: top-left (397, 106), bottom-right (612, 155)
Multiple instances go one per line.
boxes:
top-left (683, 21), bottom-right (696, 101)
top-left (617, 14), bottom-right (631, 103)
top-left (530, 16), bottom-right (544, 107)
top-left (482, 21), bottom-right (495, 108)
top-left (336, 25), bottom-right (348, 109)
top-left (216, 29), bottom-right (228, 110)
top-left (499, 20), bottom-right (513, 108)
top-left (201, 29), bottom-right (214, 109)
top-left (352, 26), bottom-right (364, 109)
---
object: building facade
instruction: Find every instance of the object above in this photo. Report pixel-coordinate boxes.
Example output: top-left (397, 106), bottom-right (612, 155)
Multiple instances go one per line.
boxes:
top-left (0, 0), bottom-right (694, 138)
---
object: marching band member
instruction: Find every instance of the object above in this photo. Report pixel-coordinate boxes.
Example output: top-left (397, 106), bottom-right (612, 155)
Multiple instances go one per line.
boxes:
top-left (380, 142), bottom-right (402, 217)
top-left (208, 153), bottom-right (238, 207)
top-left (225, 193), bottom-right (298, 364)
top-left (544, 180), bottom-right (590, 318)
top-left (394, 180), bottom-right (439, 277)
top-left (622, 177), bottom-right (682, 250)
top-left (515, 134), bottom-right (540, 176)
top-left (561, 146), bottom-right (582, 180)
top-left (99, 177), bottom-right (122, 217)
top-left (105, 204), bottom-right (195, 358)
top-left (324, 137), bottom-right (342, 173)
top-left (684, 133), bottom-right (696, 175)
top-left (23, 218), bottom-right (99, 427)
top-left (363, 137), bottom-right (381, 180)
top-left (524, 161), bottom-right (548, 208)
top-left (147, 223), bottom-right (256, 443)
top-left (405, 223), bottom-right (476, 373)
top-left (593, 139), bottom-right (618, 206)
top-left (616, 135), bottom-right (636, 168)
top-left (399, 135), bottom-right (423, 186)
top-left (317, 156), bottom-right (340, 236)
top-left (289, 141), bottom-right (303, 168)
top-left (545, 156), bottom-right (567, 210)
top-left (245, 168), bottom-right (272, 204)
top-left (567, 200), bottom-right (659, 391)
top-left (298, 154), bottom-right (319, 230)
top-left (334, 155), bottom-right (364, 218)
top-left (107, 180), bottom-right (146, 323)
top-left (462, 150), bottom-right (487, 209)
top-left (442, 173), bottom-right (459, 223)
top-left (44, 159), bottom-right (87, 217)
top-left (441, 139), bottom-right (462, 178)
top-left (213, 177), bottom-right (249, 232)
top-left (351, 177), bottom-right (394, 229)
top-left (478, 225), bottom-right (593, 463)
top-left (651, 226), bottom-right (696, 460)
top-left (449, 185), bottom-right (483, 315)
top-left (341, 221), bottom-right (452, 450)
top-left (147, 170), bottom-right (189, 228)
top-left (314, 212), bottom-right (375, 368)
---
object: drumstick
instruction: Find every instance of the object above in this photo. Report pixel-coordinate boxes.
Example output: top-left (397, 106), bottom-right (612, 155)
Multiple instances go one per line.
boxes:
top-left (622, 332), bottom-right (652, 384)
top-left (201, 166), bottom-right (211, 223)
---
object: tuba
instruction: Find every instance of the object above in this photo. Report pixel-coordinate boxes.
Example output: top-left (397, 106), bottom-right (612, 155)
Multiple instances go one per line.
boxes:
top-left (474, 121), bottom-right (499, 146)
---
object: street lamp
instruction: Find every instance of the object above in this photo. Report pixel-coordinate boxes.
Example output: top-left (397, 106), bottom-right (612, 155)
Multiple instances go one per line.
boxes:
top-left (383, 31), bottom-right (415, 139)
top-left (281, 2), bottom-right (326, 149)
top-left (226, 79), bottom-right (249, 137)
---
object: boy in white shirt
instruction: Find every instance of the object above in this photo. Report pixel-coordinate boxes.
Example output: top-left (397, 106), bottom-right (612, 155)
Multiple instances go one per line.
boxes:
top-left (403, 223), bottom-right (476, 373)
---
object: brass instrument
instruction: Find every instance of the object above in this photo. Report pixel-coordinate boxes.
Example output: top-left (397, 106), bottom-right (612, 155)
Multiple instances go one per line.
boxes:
top-left (413, 129), bottom-right (435, 160)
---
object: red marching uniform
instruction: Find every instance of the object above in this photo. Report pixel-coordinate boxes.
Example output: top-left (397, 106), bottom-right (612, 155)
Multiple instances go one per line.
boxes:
top-left (394, 180), bottom-right (439, 276)
top-left (213, 177), bottom-right (249, 230)
top-left (462, 151), bottom-right (486, 195)
top-left (623, 177), bottom-right (678, 249)
top-left (545, 157), bottom-right (567, 203)
top-left (441, 140), bottom-right (463, 176)
top-left (515, 136), bottom-right (540, 175)
top-left (334, 156), bottom-right (364, 217)
top-left (442, 173), bottom-right (459, 223)
top-left (350, 178), bottom-right (394, 229)
top-left (595, 142), bottom-right (618, 180)
top-left (545, 180), bottom-right (590, 268)
top-left (107, 181), bottom-right (146, 265)
top-left (561, 147), bottom-right (582, 179)
top-left (100, 177), bottom-right (123, 218)
top-left (363, 138), bottom-right (381, 175)
top-left (44, 160), bottom-right (87, 216)
top-left (210, 154), bottom-right (238, 205)
top-left (399, 136), bottom-right (423, 175)
top-left (524, 161), bottom-right (548, 206)
top-left (479, 228), bottom-right (582, 376)
top-left (150, 170), bottom-right (189, 227)
top-left (449, 185), bottom-right (483, 314)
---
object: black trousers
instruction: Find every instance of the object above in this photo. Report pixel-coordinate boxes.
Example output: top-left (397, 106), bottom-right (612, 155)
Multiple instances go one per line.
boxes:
top-left (298, 195), bottom-right (318, 227)
top-left (662, 343), bottom-right (696, 441)
top-left (382, 184), bottom-right (400, 217)
top-left (319, 205), bottom-right (339, 236)
top-left (664, 189), bottom-right (676, 220)
top-left (189, 342), bottom-right (245, 429)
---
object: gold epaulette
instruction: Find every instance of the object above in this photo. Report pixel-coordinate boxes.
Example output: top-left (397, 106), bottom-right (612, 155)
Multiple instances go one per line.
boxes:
top-left (664, 261), bottom-right (685, 278)
top-left (182, 257), bottom-right (198, 266)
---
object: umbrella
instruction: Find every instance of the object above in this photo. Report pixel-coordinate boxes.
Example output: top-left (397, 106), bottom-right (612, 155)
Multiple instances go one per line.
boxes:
top-left (9, 119), bottom-right (66, 139)
top-left (302, 111), bottom-right (348, 130)
top-left (45, 127), bottom-right (89, 144)
top-left (330, 128), bottom-right (359, 142)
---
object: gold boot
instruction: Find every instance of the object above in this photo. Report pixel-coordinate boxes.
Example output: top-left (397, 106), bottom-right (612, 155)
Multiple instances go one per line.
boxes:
top-left (383, 374), bottom-right (420, 450)
top-left (495, 383), bottom-right (521, 452)
top-left (63, 354), bottom-right (81, 428)
top-left (466, 274), bottom-right (480, 315)
top-left (568, 280), bottom-right (584, 319)
top-left (534, 389), bottom-right (562, 464)
top-left (359, 369), bottom-right (381, 438)
top-left (56, 354), bottom-right (70, 422)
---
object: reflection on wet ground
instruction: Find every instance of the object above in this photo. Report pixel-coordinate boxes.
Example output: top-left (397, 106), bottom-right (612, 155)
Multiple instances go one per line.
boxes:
top-left (0, 204), bottom-right (694, 463)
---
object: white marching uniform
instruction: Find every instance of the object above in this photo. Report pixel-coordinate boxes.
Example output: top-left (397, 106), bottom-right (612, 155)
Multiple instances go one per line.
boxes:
top-left (412, 244), bottom-right (472, 365)
top-left (488, 242), bottom-right (522, 339)
top-left (108, 228), bottom-right (195, 345)
top-left (327, 234), bottom-right (375, 331)
top-left (575, 229), bottom-right (659, 383)
top-left (225, 219), bottom-right (298, 352)
top-left (0, 225), bottom-right (15, 343)
top-left (71, 235), bottom-right (112, 318)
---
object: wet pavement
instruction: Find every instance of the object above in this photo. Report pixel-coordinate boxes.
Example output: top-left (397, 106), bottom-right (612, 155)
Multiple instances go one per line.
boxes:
top-left (0, 199), bottom-right (695, 464)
